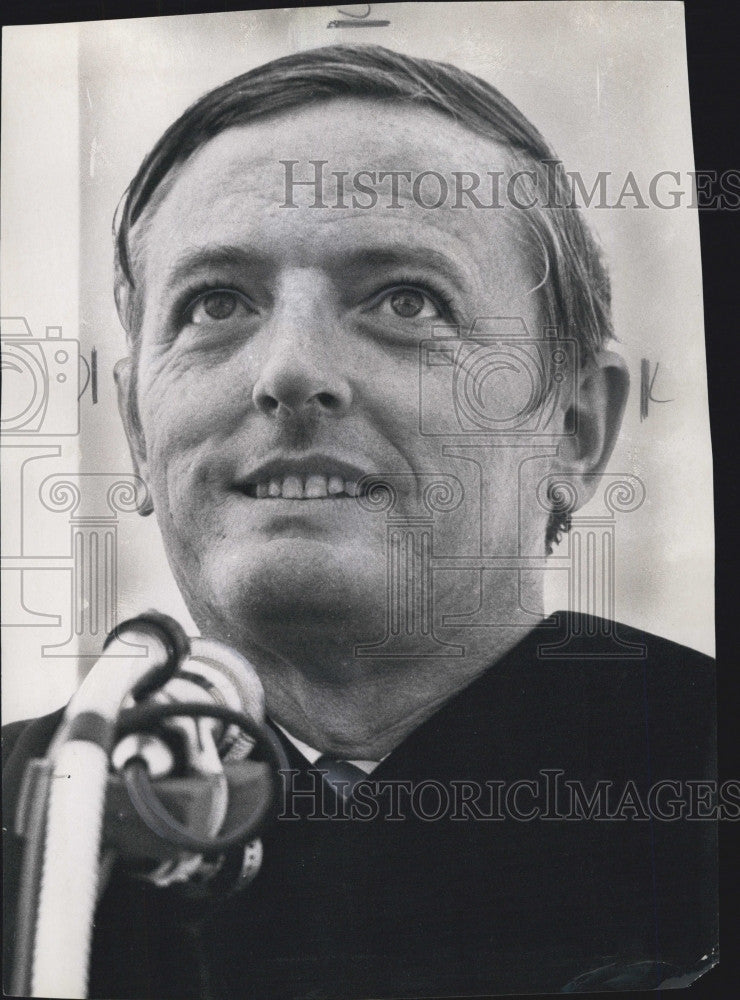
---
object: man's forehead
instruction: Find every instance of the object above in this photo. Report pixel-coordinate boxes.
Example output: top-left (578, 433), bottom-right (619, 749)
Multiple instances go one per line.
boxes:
top-left (130, 97), bottom-right (526, 287)
top-left (176, 97), bottom-right (511, 179)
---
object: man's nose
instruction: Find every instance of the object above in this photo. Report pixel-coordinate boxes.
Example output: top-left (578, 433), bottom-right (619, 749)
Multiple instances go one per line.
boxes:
top-left (251, 273), bottom-right (353, 419)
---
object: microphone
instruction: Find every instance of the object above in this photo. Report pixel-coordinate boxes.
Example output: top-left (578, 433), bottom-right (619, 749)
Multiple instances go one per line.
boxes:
top-left (19, 612), bottom-right (190, 999)
top-left (162, 635), bottom-right (267, 727)
top-left (109, 637), bottom-right (271, 891)
top-left (16, 614), bottom-right (286, 999)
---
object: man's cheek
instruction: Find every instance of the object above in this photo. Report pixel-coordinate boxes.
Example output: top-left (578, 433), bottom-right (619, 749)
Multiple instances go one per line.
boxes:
top-left (142, 387), bottom-right (222, 461)
top-left (142, 345), bottom-right (239, 411)
top-left (141, 446), bottom-right (198, 535)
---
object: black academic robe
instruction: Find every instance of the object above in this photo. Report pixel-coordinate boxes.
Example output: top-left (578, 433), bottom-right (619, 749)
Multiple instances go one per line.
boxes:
top-left (3, 613), bottom-right (718, 998)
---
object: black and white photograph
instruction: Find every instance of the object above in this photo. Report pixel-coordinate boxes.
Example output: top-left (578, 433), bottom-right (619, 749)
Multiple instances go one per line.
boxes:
top-left (1, 2), bottom-right (734, 998)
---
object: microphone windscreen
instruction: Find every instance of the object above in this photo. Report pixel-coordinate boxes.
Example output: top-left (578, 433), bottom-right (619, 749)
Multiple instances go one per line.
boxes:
top-left (174, 637), bottom-right (266, 761)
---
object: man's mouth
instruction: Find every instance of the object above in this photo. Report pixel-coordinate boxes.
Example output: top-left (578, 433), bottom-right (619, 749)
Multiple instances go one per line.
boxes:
top-left (242, 474), bottom-right (361, 500)
top-left (236, 455), bottom-right (373, 500)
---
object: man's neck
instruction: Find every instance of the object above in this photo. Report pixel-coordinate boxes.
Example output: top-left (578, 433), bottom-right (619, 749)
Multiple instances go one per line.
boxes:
top-left (243, 620), bottom-right (539, 760)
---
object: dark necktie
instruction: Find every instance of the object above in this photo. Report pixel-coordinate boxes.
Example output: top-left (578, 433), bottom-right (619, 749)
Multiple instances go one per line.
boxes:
top-left (314, 755), bottom-right (368, 801)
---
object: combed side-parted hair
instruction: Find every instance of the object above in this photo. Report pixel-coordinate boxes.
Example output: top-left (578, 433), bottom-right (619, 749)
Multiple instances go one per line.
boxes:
top-left (113, 43), bottom-right (614, 551)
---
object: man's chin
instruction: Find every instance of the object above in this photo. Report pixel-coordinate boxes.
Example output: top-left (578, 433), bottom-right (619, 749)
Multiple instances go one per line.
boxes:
top-left (192, 537), bottom-right (386, 639)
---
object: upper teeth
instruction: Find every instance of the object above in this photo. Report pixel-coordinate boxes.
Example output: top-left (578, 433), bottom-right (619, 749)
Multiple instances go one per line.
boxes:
top-left (251, 475), bottom-right (360, 499)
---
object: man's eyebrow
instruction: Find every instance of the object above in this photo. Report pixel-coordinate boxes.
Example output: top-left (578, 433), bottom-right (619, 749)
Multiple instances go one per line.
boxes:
top-left (161, 243), bottom-right (471, 290)
top-left (164, 245), bottom-right (269, 287)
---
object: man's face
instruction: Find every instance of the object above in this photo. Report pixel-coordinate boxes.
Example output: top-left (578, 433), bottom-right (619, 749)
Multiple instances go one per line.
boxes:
top-left (124, 99), bottom-right (558, 653)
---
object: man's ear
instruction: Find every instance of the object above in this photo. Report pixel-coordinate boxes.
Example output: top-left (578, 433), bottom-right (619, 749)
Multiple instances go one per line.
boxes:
top-left (114, 357), bottom-right (153, 516)
top-left (555, 349), bottom-right (630, 508)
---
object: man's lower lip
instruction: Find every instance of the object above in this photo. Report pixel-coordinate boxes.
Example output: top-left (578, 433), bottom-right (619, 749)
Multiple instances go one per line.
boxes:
top-left (237, 494), bottom-right (361, 503)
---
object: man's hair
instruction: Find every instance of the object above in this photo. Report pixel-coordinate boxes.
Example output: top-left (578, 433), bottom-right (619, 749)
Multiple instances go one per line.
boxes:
top-left (113, 43), bottom-right (614, 552)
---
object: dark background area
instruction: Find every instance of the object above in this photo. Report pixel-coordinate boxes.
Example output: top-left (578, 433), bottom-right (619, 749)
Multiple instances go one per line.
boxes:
top-left (1, 1), bottom-right (738, 999)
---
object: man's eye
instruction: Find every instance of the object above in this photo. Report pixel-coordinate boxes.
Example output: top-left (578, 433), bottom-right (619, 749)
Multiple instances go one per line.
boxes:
top-left (187, 290), bottom-right (253, 324)
top-left (376, 287), bottom-right (442, 320)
